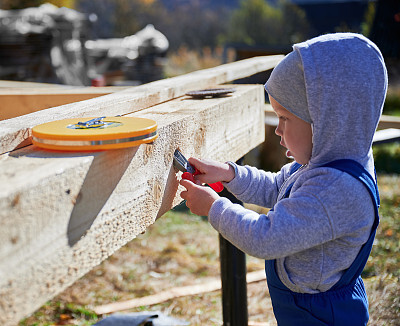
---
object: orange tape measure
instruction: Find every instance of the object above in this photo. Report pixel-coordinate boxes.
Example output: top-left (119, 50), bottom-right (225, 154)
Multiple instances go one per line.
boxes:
top-left (32, 116), bottom-right (158, 151)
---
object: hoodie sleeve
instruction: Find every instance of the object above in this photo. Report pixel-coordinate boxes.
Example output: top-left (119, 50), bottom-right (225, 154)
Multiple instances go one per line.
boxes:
top-left (223, 162), bottom-right (292, 208)
top-left (208, 187), bottom-right (332, 259)
top-left (209, 167), bottom-right (374, 260)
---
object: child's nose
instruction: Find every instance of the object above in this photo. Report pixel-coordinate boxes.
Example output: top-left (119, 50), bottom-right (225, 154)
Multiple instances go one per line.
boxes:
top-left (275, 124), bottom-right (283, 137)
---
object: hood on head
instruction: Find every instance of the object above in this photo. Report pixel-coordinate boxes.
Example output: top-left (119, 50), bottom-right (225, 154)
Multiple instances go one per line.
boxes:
top-left (265, 50), bottom-right (310, 124)
top-left (266, 33), bottom-right (388, 168)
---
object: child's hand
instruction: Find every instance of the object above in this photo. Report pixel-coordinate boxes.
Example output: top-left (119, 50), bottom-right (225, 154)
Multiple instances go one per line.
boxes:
top-left (188, 157), bottom-right (235, 184)
top-left (180, 179), bottom-right (220, 216)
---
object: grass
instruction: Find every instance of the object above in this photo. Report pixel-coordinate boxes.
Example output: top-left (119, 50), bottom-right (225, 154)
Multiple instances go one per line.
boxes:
top-left (373, 143), bottom-right (400, 174)
top-left (364, 174), bottom-right (400, 326)
top-left (20, 174), bottom-right (400, 326)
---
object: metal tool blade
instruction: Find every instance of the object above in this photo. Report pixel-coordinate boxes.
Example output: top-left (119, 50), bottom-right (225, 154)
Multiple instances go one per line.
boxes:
top-left (173, 149), bottom-right (195, 174)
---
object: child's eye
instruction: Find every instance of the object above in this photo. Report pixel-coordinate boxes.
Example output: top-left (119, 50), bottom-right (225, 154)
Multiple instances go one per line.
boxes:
top-left (279, 116), bottom-right (287, 121)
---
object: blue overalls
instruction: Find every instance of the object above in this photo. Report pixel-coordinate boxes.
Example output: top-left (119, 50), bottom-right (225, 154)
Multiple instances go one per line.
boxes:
top-left (265, 160), bottom-right (380, 326)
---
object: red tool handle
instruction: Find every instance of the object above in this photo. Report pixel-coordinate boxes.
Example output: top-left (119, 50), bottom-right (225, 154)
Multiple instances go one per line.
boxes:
top-left (182, 172), bottom-right (195, 182)
top-left (182, 170), bottom-right (224, 193)
top-left (208, 181), bottom-right (224, 192)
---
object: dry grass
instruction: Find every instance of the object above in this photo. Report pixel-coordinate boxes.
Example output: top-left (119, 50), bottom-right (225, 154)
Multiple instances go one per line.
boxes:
top-left (20, 207), bottom-right (274, 326)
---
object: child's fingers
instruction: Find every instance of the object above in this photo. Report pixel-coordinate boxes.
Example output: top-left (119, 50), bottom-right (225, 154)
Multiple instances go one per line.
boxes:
top-left (188, 157), bottom-right (204, 172)
top-left (193, 178), bottom-right (203, 186)
top-left (180, 178), bottom-right (194, 190)
top-left (179, 179), bottom-right (197, 210)
top-left (179, 180), bottom-right (190, 201)
top-left (179, 178), bottom-right (219, 216)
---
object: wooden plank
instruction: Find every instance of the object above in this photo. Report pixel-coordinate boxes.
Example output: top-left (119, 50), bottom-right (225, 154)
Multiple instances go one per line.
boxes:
top-left (0, 84), bottom-right (265, 326)
top-left (94, 270), bottom-right (266, 315)
top-left (0, 80), bottom-right (67, 88)
top-left (0, 86), bottom-right (128, 95)
top-left (0, 87), bottom-right (128, 121)
top-left (264, 104), bottom-right (278, 126)
top-left (0, 55), bottom-right (283, 155)
top-left (373, 128), bottom-right (400, 144)
top-left (378, 114), bottom-right (400, 129)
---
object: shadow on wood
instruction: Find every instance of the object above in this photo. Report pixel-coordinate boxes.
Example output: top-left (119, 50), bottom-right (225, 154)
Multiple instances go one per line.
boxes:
top-left (68, 147), bottom-right (139, 246)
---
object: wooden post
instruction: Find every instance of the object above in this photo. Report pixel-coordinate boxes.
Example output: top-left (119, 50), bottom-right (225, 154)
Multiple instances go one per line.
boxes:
top-left (220, 235), bottom-right (248, 326)
top-left (219, 167), bottom-right (249, 326)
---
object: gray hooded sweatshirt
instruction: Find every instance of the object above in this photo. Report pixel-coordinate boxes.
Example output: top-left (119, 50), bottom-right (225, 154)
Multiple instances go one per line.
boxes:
top-left (208, 33), bottom-right (388, 294)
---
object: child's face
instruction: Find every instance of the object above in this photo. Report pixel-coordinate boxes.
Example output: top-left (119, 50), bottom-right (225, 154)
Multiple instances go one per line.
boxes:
top-left (269, 95), bottom-right (313, 165)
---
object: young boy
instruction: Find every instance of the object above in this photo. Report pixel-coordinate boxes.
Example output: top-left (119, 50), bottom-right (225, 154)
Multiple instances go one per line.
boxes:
top-left (179, 33), bottom-right (387, 325)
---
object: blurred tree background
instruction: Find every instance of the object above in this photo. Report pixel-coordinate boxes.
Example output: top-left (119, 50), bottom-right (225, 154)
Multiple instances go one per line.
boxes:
top-left (0, 0), bottom-right (369, 51)
top-left (0, 0), bottom-right (389, 62)
top-left (76, 0), bottom-right (313, 51)
top-left (0, 0), bottom-right (76, 9)
top-left (1, 0), bottom-right (398, 84)
top-left (222, 0), bottom-right (310, 46)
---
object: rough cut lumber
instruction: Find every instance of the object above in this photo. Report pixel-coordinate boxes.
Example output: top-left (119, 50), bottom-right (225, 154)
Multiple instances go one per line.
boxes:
top-left (373, 128), bottom-right (400, 144)
top-left (378, 114), bottom-right (400, 129)
top-left (0, 55), bottom-right (283, 155)
top-left (0, 80), bottom-right (67, 88)
top-left (94, 270), bottom-right (266, 315)
top-left (0, 86), bottom-right (128, 121)
top-left (0, 84), bottom-right (265, 326)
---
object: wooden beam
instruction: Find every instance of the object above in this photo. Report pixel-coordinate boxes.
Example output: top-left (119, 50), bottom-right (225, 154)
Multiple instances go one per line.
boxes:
top-left (0, 80), bottom-right (67, 88)
top-left (373, 128), bottom-right (400, 144)
top-left (0, 84), bottom-right (265, 326)
top-left (0, 86), bottom-right (129, 121)
top-left (378, 114), bottom-right (400, 129)
top-left (0, 55), bottom-right (283, 155)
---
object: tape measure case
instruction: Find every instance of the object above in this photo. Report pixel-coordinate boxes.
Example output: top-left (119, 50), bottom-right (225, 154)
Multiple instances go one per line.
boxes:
top-left (32, 116), bottom-right (158, 151)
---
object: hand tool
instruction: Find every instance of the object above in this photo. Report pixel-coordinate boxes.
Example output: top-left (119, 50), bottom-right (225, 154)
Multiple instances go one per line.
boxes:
top-left (173, 149), bottom-right (224, 192)
top-left (32, 116), bottom-right (157, 151)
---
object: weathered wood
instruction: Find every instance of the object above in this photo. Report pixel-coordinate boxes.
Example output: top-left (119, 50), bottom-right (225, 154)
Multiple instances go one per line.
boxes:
top-left (378, 114), bottom-right (400, 129)
top-left (0, 84), bottom-right (265, 325)
top-left (0, 55), bottom-right (283, 155)
top-left (373, 128), bottom-right (400, 144)
top-left (94, 270), bottom-right (266, 315)
top-left (0, 80), bottom-right (67, 88)
top-left (0, 86), bottom-right (128, 121)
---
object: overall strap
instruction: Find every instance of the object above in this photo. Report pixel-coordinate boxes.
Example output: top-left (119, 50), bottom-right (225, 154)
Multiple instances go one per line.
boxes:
top-left (290, 162), bottom-right (303, 174)
top-left (282, 162), bottom-right (303, 198)
top-left (321, 159), bottom-right (380, 289)
top-left (322, 159), bottom-right (380, 209)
